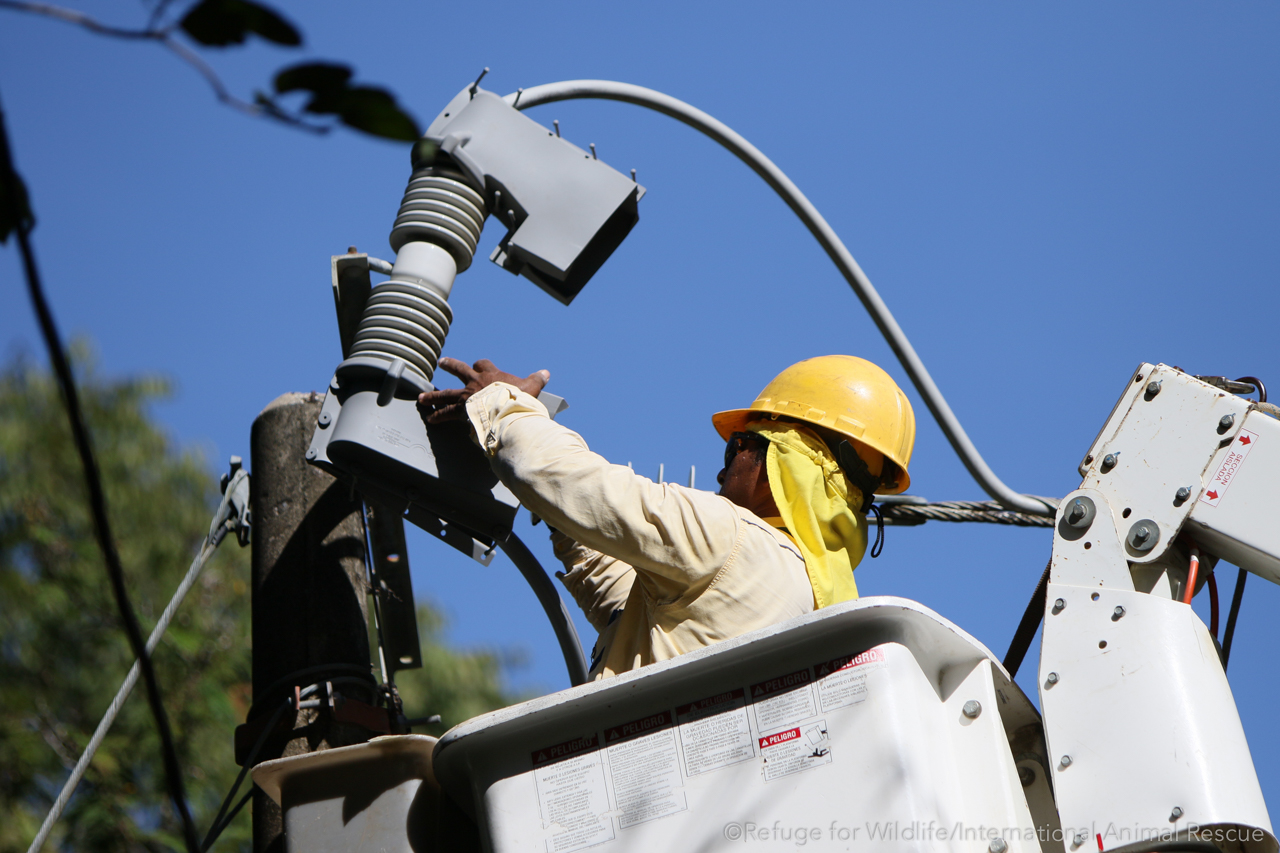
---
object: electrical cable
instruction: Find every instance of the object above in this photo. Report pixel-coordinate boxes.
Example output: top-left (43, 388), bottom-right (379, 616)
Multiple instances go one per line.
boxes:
top-left (200, 696), bottom-right (292, 851)
top-left (497, 534), bottom-right (590, 685)
top-left (25, 470), bottom-right (248, 853)
top-left (1002, 559), bottom-right (1052, 678)
top-left (877, 499), bottom-right (1054, 527)
top-left (1183, 546), bottom-right (1200, 606)
top-left (1217, 375), bottom-right (1265, 672)
top-left (506, 80), bottom-right (1054, 517)
top-left (0, 95), bottom-right (200, 853)
top-left (1222, 569), bottom-right (1247, 671)
top-left (1207, 570), bottom-right (1219, 640)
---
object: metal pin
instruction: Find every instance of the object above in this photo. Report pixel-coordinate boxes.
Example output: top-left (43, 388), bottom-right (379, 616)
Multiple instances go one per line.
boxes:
top-left (1046, 672), bottom-right (1059, 685)
top-left (507, 209), bottom-right (516, 223)
top-left (631, 168), bottom-right (637, 182)
top-left (512, 87), bottom-right (524, 108)
top-left (1170, 806), bottom-right (1184, 821)
top-left (590, 143), bottom-right (598, 160)
top-left (962, 700), bottom-right (982, 719)
top-left (1060, 754), bottom-right (1073, 767)
top-left (689, 466), bottom-right (696, 489)
top-left (658, 463), bottom-right (664, 484)
top-left (469, 66), bottom-right (489, 95)
top-left (553, 120), bottom-right (560, 137)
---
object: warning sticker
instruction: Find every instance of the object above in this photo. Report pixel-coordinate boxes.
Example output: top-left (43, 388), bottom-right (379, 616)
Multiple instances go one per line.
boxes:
top-left (750, 669), bottom-right (816, 732)
top-left (533, 734), bottom-right (602, 768)
top-left (1200, 429), bottom-right (1258, 508)
top-left (533, 737), bottom-right (615, 853)
top-left (758, 720), bottom-right (832, 782)
top-left (605, 711), bottom-right (686, 829)
top-left (814, 648), bottom-right (886, 712)
top-left (676, 689), bottom-right (755, 777)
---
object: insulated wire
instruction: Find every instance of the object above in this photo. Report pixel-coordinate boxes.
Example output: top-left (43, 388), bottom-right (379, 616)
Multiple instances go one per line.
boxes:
top-left (1, 93), bottom-right (199, 853)
top-left (506, 80), bottom-right (1054, 517)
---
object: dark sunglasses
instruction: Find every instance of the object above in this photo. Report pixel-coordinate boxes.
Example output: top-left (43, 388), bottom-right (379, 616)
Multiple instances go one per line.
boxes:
top-left (723, 431), bottom-right (770, 470)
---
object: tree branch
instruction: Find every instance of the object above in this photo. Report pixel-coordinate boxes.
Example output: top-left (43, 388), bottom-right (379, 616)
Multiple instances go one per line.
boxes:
top-left (0, 0), bottom-right (328, 133)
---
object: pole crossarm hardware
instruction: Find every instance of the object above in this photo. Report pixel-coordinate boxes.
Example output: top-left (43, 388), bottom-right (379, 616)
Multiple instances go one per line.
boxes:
top-left (505, 80), bottom-right (1054, 517)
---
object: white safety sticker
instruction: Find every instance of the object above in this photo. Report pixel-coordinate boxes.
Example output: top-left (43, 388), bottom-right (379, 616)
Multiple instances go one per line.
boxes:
top-left (1200, 429), bottom-right (1258, 508)
top-left (605, 711), bottom-right (687, 829)
top-left (533, 735), bottom-right (615, 853)
top-left (758, 720), bottom-right (832, 782)
top-left (750, 669), bottom-right (817, 732)
top-left (676, 689), bottom-right (755, 777)
top-left (814, 648), bottom-right (886, 712)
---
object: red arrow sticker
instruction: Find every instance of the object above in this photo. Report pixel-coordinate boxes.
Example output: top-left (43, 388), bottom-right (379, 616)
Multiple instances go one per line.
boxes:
top-left (1200, 429), bottom-right (1258, 508)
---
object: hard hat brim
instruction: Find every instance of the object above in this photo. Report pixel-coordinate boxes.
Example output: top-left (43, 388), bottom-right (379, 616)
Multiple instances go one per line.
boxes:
top-left (710, 407), bottom-right (912, 494)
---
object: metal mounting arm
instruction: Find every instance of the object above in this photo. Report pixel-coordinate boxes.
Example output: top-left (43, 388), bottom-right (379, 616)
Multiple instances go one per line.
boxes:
top-left (505, 80), bottom-right (1053, 517)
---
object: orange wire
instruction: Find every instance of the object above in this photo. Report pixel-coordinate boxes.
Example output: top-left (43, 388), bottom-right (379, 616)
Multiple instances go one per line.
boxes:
top-left (1183, 546), bottom-right (1200, 605)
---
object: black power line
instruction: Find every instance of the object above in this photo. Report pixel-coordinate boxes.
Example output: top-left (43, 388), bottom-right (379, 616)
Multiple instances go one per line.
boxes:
top-left (0, 94), bottom-right (201, 853)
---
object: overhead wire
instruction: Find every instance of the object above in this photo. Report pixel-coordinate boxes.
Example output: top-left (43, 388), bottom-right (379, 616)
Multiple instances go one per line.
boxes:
top-left (1, 92), bottom-right (200, 853)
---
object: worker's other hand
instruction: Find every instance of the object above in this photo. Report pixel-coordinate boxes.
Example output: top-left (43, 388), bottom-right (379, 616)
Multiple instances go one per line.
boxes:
top-left (417, 357), bottom-right (550, 424)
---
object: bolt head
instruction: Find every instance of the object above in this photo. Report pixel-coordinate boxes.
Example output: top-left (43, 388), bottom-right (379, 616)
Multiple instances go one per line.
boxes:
top-left (318, 412), bottom-right (332, 427)
top-left (1170, 806), bottom-right (1184, 820)
top-left (1053, 597), bottom-right (1066, 612)
top-left (1061, 754), bottom-right (1073, 767)
top-left (962, 700), bottom-right (982, 719)
top-left (989, 839), bottom-right (1009, 853)
top-left (304, 448), bottom-right (317, 460)
top-left (1046, 672), bottom-right (1059, 684)
top-left (1133, 527), bottom-right (1149, 542)
top-left (1175, 486), bottom-right (1192, 501)
top-left (1018, 765), bottom-right (1035, 787)
top-left (1219, 413), bottom-right (1236, 432)
top-left (1102, 453), bottom-right (1118, 469)
top-left (1113, 605), bottom-right (1126, 619)
top-left (1146, 380), bottom-right (1162, 396)
top-left (1068, 502), bottom-right (1085, 522)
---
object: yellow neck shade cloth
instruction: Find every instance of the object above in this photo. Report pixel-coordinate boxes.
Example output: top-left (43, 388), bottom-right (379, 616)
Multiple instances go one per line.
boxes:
top-left (747, 422), bottom-right (866, 607)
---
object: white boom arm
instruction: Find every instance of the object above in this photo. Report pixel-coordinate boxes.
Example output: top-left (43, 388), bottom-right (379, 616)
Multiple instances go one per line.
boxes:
top-left (1039, 363), bottom-right (1277, 852)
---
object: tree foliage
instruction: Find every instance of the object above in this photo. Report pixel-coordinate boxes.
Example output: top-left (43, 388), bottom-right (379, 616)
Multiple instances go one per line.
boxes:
top-left (0, 350), bottom-right (518, 852)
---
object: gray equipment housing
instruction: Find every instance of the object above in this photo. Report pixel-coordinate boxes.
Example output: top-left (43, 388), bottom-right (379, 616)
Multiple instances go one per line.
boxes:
top-left (423, 87), bottom-right (645, 304)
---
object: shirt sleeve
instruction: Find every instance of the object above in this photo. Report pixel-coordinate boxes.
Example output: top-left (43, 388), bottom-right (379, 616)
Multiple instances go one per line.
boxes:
top-left (465, 382), bottom-right (742, 593)
top-left (550, 530), bottom-right (635, 633)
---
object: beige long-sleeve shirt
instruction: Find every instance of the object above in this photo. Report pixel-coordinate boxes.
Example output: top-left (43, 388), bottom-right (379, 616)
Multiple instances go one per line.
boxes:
top-left (465, 382), bottom-right (815, 679)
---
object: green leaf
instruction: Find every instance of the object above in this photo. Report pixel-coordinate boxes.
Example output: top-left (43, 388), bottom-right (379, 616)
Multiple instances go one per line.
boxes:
top-left (273, 61), bottom-right (353, 96)
top-left (334, 87), bottom-right (420, 141)
top-left (273, 63), bottom-right (421, 141)
top-left (0, 166), bottom-right (35, 244)
top-left (180, 0), bottom-right (302, 48)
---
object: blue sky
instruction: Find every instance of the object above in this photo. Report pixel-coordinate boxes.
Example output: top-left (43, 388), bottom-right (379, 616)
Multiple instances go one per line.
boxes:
top-left (3, 0), bottom-right (1278, 809)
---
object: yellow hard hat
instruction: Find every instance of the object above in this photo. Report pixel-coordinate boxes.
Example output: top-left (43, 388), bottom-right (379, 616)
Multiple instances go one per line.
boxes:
top-left (712, 355), bottom-right (916, 494)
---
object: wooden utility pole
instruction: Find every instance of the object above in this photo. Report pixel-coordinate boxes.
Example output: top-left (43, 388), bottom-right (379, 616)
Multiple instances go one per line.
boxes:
top-left (248, 392), bottom-right (374, 853)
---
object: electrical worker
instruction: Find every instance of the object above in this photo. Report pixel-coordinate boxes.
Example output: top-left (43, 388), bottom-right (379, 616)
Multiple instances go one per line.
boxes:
top-left (418, 355), bottom-right (914, 679)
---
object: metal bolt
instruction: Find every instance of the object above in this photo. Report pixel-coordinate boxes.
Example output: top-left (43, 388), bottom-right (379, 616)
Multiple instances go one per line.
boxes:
top-left (1074, 831), bottom-right (1089, 846)
top-left (1127, 519), bottom-right (1161, 552)
top-left (1060, 754), bottom-right (1073, 767)
top-left (1101, 452), bottom-right (1119, 471)
top-left (317, 411), bottom-right (332, 427)
top-left (962, 700), bottom-right (982, 719)
top-left (1053, 598), bottom-right (1066, 613)
top-left (1218, 413), bottom-right (1236, 433)
top-left (1046, 672), bottom-right (1059, 685)
top-left (1170, 806), bottom-right (1184, 821)
top-left (1175, 485), bottom-right (1192, 504)
top-left (1146, 380), bottom-right (1162, 397)
top-left (989, 839), bottom-right (1008, 853)
top-left (1018, 765), bottom-right (1035, 787)
top-left (1067, 501), bottom-right (1086, 523)
top-left (1112, 605), bottom-right (1126, 620)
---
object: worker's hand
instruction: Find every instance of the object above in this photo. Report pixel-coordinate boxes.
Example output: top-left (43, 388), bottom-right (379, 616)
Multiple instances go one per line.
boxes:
top-left (417, 357), bottom-right (550, 424)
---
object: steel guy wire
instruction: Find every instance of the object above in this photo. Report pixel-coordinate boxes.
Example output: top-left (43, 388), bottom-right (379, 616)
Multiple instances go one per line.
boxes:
top-left (25, 469), bottom-right (248, 853)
